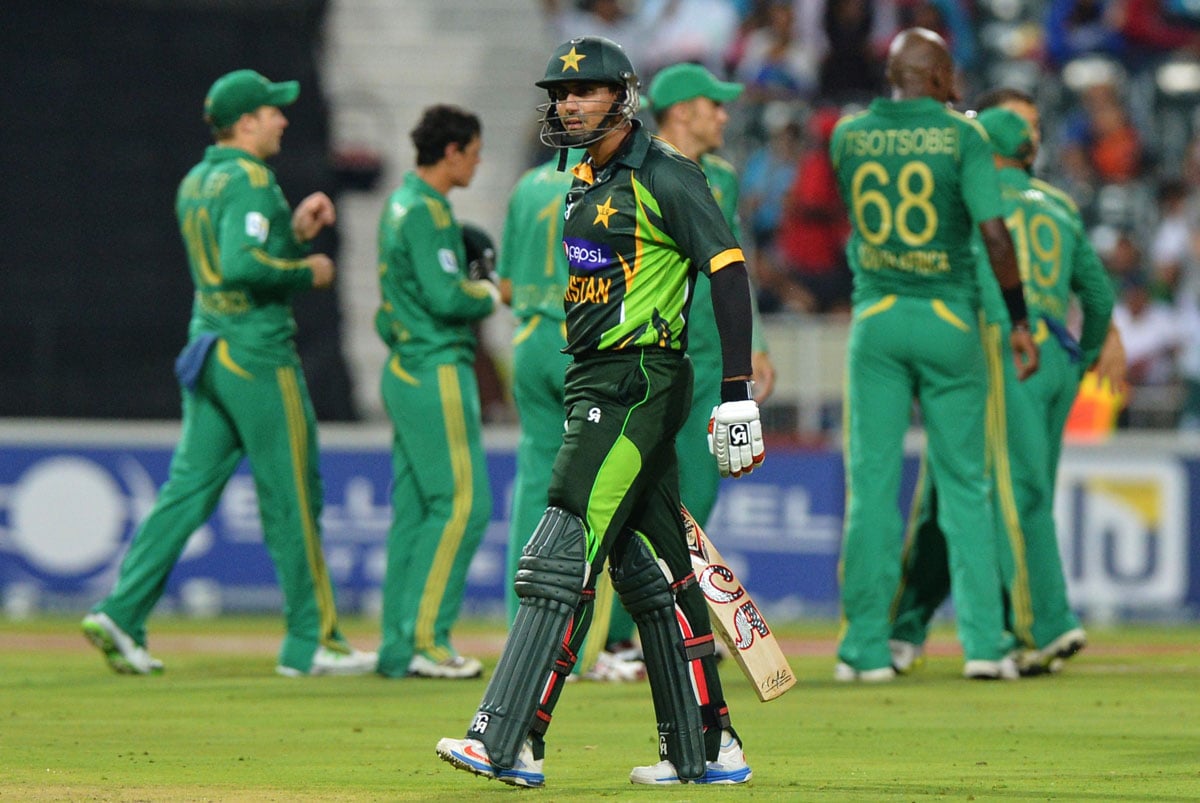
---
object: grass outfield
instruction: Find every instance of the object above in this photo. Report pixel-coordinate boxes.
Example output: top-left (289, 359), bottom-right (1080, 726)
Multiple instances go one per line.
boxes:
top-left (1, 617), bottom-right (1197, 801)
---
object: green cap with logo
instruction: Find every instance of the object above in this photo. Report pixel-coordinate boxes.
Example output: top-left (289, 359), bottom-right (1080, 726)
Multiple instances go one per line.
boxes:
top-left (204, 69), bottom-right (300, 128)
top-left (977, 106), bottom-right (1033, 160)
top-left (647, 62), bottom-right (743, 112)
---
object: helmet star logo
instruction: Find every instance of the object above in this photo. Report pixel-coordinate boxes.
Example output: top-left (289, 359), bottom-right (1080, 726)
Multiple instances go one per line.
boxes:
top-left (560, 46), bottom-right (587, 72)
top-left (593, 197), bottom-right (617, 228)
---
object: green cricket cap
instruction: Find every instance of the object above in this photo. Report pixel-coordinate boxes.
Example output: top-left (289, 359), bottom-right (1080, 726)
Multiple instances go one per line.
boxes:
top-left (647, 62), bottom-right (743, 112)
top-left (204, 69), bottom-right (300, 128)
top-left (977, 107), bottom-right (1033, 160)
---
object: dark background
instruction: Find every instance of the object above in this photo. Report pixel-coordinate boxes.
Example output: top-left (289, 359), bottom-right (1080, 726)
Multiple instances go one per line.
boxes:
top-left (0, 0), bottom-right (357, 420)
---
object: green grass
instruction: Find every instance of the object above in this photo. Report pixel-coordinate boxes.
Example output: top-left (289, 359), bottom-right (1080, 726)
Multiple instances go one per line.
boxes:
top-left (1, 617), bottom-right (1197, 801)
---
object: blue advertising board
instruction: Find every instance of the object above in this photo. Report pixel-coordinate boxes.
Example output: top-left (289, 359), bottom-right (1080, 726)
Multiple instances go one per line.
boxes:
top-left (0, 423), bottom-right (1195, 621)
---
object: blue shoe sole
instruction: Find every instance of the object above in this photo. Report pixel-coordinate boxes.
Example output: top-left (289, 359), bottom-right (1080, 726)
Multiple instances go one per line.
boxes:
top-left (442, 748), bottom-right (545, 788)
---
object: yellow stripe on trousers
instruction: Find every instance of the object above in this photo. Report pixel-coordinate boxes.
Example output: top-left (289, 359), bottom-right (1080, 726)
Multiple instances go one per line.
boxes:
top-left (890, 452), bottom-right (930, 620)
top-left (415, 364), bottom-right (473, 659)
top-left (277, 367), bottom-right (338, 645)
top-left (983, 324), bottom-right (1034, 645)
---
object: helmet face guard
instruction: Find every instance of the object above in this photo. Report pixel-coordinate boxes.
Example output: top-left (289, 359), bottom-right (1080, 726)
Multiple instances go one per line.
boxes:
top-left (535, 36), bottom-right (640, 150)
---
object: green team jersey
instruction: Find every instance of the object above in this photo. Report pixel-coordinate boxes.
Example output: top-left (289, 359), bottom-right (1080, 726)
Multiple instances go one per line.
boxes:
top-left (176, 145), bottom-right (315, 360)
top-left (688, 152), bottom-right (766, 358)
top-left (496, 157), bottom-right (575, 323)
top-left (376, 170), bottom-right (496, 366)
top-left (830, 97), bottom-right (1005, 304)
top-left (562, 122), bottom-right (744, 354)
top-left (977, 167), bottom-right (1113, 362)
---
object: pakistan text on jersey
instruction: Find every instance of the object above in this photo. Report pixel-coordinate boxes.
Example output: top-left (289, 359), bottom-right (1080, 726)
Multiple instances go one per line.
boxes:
top-left (840, 127), bottom-right (959, 159)
top-left (565, 275), bottom-right (612, 304)
top-left (857, 243), bottom-right (950, 275)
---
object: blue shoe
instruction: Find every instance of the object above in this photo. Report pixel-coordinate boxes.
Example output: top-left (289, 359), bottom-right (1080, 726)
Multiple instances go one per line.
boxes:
top-left (436, 737), bottom-right (545, 788)
top-left (629, 730), bottom-right (752, 785)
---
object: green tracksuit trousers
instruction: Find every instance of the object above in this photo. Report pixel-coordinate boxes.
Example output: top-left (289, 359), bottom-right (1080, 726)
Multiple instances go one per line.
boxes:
top-left (377, 355), bottom-right (491, 676)
top-left (92, 339), bottom-right (343, 673)
top-left (839, 295), bottom-right (1008, 671)
top-left (893, 323), bottom-right (1082, 650)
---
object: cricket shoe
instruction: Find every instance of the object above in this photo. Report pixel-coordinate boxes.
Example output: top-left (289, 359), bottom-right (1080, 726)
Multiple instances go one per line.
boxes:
top-left (436, 737), bottom-right (545, 788)
top-left (889, 639), bottom-right (924, 674)
top-left (277, 645), bottom-right (378, 677)
top-left (833, 662), bottom-right (896, 682)
top-left (1016, 628), bottom-right (1087, 676)
top-left (629, 729), bottom-right (752, 785)
top-left (581, 650), bottom-right (646, 682)
top-left (81, 612), bottom-right (164, 675)
top-left (407, 653), bottom-right (483, 679)
top-left (963, 656), bottom-right (1020, 680)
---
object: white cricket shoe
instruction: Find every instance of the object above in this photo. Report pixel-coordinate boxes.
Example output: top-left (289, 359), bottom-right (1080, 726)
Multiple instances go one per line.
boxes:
top-left (963, 656), bottom-right (1020, 680)
top-left (581, 650), bottom-right (646, 682)
top-left (889, 639), bottom-right (924, 674)
top-left (833, 662), bottom-right (896, 682)
top-left (277, 645), bottom-right (377, 677)
top-left (407, 653), bottom-right (483, 679)
top-left (81, 612), bottom-right (164, 675)
top-left (630, 729), bottom-right (752, 785)
top-left (436, 737), bottom-right (545, 788)
top-left (628, 724), bottom-right (748, 782)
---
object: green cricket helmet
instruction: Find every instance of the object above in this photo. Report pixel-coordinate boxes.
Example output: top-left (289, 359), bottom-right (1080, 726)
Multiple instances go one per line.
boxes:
top-left (535, 36), bottom-right (640, 149)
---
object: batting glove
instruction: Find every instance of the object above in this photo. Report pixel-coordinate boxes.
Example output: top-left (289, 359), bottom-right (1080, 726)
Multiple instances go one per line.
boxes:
top-left (708, 400), bottom-right (765, 478)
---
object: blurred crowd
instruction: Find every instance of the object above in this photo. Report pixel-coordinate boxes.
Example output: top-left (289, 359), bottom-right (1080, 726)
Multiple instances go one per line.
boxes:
top-left (539, 0), bottom-right (1200, 430)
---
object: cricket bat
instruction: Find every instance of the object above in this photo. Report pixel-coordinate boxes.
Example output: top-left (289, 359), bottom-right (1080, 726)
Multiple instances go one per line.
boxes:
top-left (682, 506), bottom-right (796, 702)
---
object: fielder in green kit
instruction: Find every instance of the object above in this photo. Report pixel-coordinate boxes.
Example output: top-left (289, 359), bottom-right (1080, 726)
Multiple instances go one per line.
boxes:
top-left (646, 62), bottom-right (776, 526)
top-left (82, 70), bottom-right (376, 678)
top-left (831, 29), bottom-right (1039, 681)
top-left (889, 99), bottom-right (1115, 676)
top-left (375, 105), bottom-right (497, 679)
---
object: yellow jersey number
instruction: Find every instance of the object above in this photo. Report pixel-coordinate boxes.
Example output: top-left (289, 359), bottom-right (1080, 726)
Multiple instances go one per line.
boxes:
top-left (1005, 207), bottom-right (1061, 288)
top-left (850, 161), bottom-right (939, 247)
top-left (181, 208), bottom-right (222, 286)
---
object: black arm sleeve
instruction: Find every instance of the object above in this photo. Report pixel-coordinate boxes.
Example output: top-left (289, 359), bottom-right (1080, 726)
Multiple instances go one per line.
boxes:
top-left (708, 261), bottom-right (754, 380)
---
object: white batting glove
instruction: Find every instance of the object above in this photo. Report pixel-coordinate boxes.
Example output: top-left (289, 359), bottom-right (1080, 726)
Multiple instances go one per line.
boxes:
top-left (707, 400), bottom-right (765, 478)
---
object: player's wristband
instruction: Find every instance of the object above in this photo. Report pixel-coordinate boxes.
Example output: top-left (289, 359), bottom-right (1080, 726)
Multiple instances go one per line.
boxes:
top-left (720, 379), bottom-right (753, 403)
top-left (1001, 284), bottom-right (1029, 329)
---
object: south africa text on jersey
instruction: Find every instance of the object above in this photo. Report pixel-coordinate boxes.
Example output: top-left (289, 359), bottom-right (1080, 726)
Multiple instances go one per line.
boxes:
top-left (565, 274), bottom-right (612, 304)
top-left (857, 242), bottom-right (950, 275)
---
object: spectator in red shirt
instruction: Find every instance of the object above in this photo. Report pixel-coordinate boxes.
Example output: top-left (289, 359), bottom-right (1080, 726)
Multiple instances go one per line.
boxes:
top-left (764, 106), bottom-right (852, 314)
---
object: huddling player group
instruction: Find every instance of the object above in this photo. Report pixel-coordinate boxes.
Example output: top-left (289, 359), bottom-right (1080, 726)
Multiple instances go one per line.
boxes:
top-left (80, 25), bottom-right (1127, 789)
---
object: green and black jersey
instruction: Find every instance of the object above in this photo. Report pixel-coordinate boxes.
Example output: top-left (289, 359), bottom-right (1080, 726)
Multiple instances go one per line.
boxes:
top-left (176, 145), bottom-right (315, 361)
top-left (830, 97), bottom-right (1005, 305)
top-left (376, 171), bottom-right (496, 367)
top-left (561, 122), bottom-right (744, 355)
